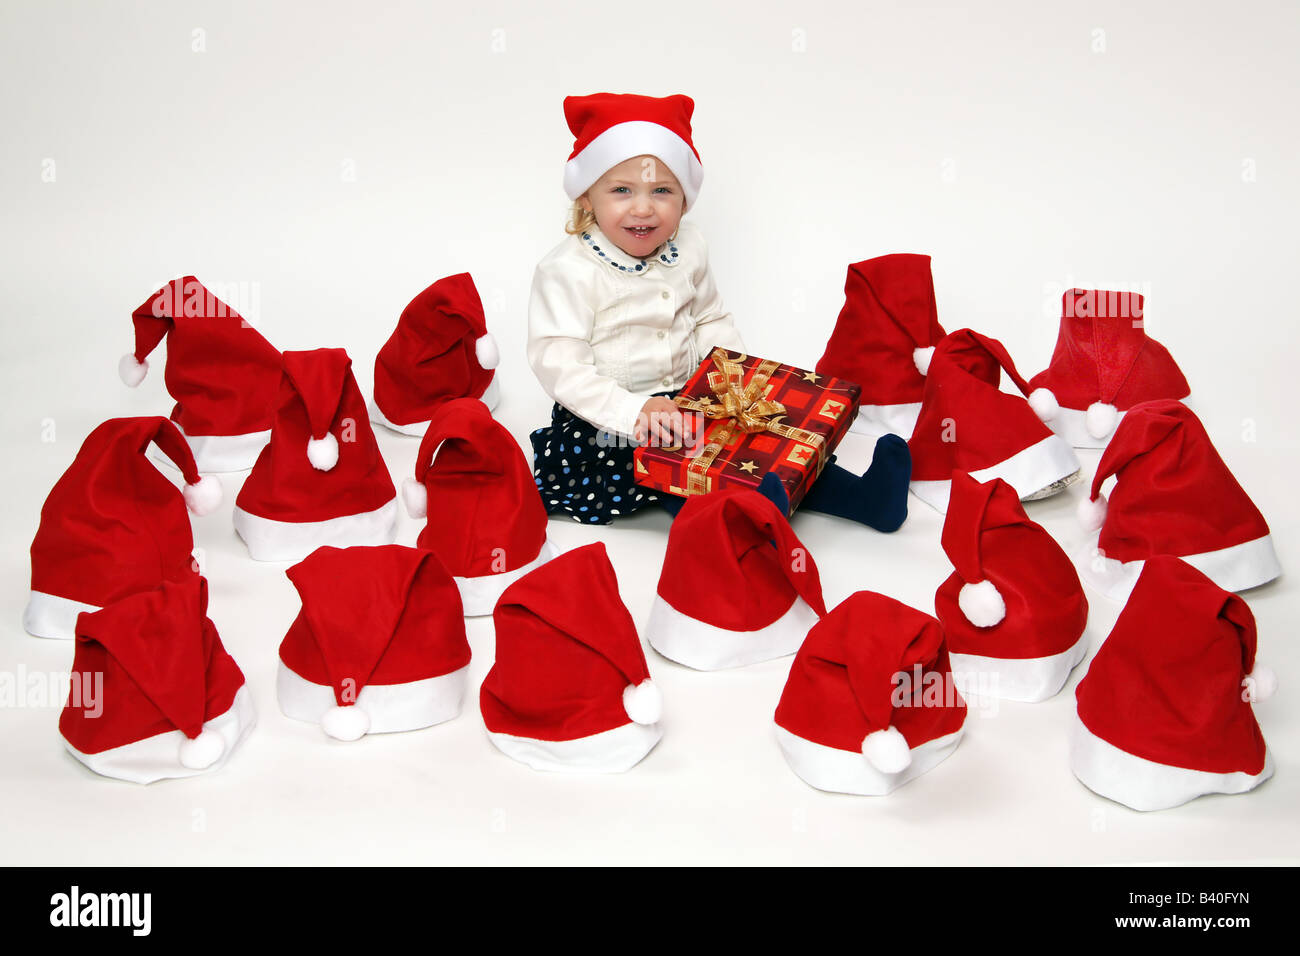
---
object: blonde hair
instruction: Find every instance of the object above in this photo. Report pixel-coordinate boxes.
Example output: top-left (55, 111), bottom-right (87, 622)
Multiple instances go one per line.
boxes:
top-left (565, 200), bottom-right (597, 236)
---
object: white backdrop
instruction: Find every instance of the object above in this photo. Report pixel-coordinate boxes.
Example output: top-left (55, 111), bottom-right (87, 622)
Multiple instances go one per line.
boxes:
top-left (2, 0), bottom-right (1297, 864)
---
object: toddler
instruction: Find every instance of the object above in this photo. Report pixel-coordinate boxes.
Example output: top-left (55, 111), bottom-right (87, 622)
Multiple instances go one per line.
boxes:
top-left (527, 92), bottom-right (911, 529)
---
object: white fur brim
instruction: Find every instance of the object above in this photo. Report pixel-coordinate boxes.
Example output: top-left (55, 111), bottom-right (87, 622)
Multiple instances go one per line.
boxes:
top-left (485, 720), bottom-right (663, 774)
top-left (276, 660), bottom-right (469, 735)
top-left (948, 628), bottom-right (1090, 703)
top-left (368, 374), bottom-right (501, 437)
top-left (147, 422), bottom-right (272, 474)
top-left (563, 120), bottom-right (703, 208)
top-left (910, 434), bottom-right (1081, 514)
top-left (645, 593), bottom-right (821, 671)
top-left (848, 401), bottom-right (922, 442)
top-left (233, 497), bottom-right (398, 563)
top-left (62, 685), bottom-right (256, 785)
top-left (23, 589), bottom-right (101, 640)
top-left (456, 538), bottom-right (560, 617)
top-left (1068, 712), bottom-right (1274, 812)
top-left (1074, 532), bottom-right (1282, 603)
top-left (774, 724), bottom-right (965, 796)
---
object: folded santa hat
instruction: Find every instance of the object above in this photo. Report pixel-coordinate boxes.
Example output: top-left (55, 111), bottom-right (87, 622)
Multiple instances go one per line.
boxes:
top-left (1070, 555), bottom-right (1276, 811)
top-left (1075, 399), bottom-right (1280, 602)
top-left (120, 276), bottom-right (282, 472)
top-left (370, 273), bottom-right (500, 436)
top-left (815, 253), bottom-right (946, 440)
top-left (934, 471), bottom-right (1089, 702)
top-left (483, 542), bottom-right (663, 773)
top-left (234, 348), bottom-right (398, 562)
top-left (402, 398), bottom-right (558, 616)
top-left (908, 328), bottom-right (1080, 513)
top-left (277, 545), bottom-right (470, 740)
top-left (774, 591), bottom-right (967, 795)
top-left (25, 416), bottom-right (221, 640)
top-left (1028, 289), bottom-right (1190, 449)
top-left (60, 573), bottom-right (255, 784)
top-left (644, 487), bottom-right (825, 670)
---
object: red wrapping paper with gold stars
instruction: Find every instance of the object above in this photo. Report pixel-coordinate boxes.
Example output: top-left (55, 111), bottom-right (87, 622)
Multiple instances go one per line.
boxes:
top-left (633, 347), bottom-right (861, 512)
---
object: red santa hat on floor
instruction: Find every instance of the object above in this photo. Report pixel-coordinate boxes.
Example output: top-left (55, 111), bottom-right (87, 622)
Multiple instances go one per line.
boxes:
top-left (24, 416), bottom-right (221, 640)
top-left (234, 348), bottom-right (398, 562)
top-left (908, 328), bottom-right (1080, 513)
top-left (934, 472), bottom-right (1090, 702)
top-left (277, 545), bottom-right (471, 741)
top-left (774, 591), bottom-right (967, 795)
top-left (562, 92), bottom-right (704, 210)
top-left (644, 487), bottom-right (826, 670)
top-left (1075, 399), bottom-right (1280, 602)
top-left (60, 574), bottom-right (254, 784)
top-left (482, 542), bottom-right (663, 773)
top-left (1070, 556), bottom-right (1276, 811)
top-left (1027, 289), bottom-right (1190, 448)
top-left (369, 273), bottom-right (500, 436)
top-left (815, 253), bottom-right (946, 440)
top-left (119, 276), bottom-right (283, 472)
top-left (402, 398), bottom-right (558, 616)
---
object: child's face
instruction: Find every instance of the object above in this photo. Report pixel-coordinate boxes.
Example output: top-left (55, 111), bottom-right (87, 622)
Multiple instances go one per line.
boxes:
top-left (580, 155), bottom-right (685, 259)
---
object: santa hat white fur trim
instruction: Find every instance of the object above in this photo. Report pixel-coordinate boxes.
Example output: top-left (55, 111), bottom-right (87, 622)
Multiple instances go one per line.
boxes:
top-left (476, 333), bottom-right (500, 371)
top-left (119, 353), bottom-right (148, 387)
top-left (622, 679), bottom-right (662, 725)
top-left (1242, 665), bottom-right (1277, 703)
top-left (307, 432), bottom-right (339, 472)
top-left (958, 579), bottom-right (1006, 628)
top-left (1085, 401), bottom-right (1120, 440)
top-left (1077, 493), bottom-right (1108, 533)
top-left (401, 477), bottom-right (428, 519)
top-left (178, 729), bottom-right (225, 770)
top-left (861, 726), bottom-right (912, 774)
top-left (321, 704), bottom-right (371, 741)
top-left (1028, 387), bottom-right (1059, 423)
top-left (913, 346), bottom-right (935, 377)
top-left (183, 475), bottom-right (223, 516)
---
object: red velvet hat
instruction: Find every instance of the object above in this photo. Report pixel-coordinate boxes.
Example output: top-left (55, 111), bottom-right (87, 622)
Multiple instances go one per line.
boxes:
top-left (402, 398), bottom-right (556, 616)
top-left (774, 591), bottom-right (967, 795)
top-left (119, 276), bottom-right (282, 471)
top-left (234, 348), bottom-right (397, 562)
top-left (277, 545), bottom-right (471, 741)
top-left (1071, 556), bottom-right (1276, 811)
top-left (25, 416), bottom-right (221, 640)
top-left (644, 487), bottom-right (826, 670)
top-left (370, 273), bottom-right (500, 436)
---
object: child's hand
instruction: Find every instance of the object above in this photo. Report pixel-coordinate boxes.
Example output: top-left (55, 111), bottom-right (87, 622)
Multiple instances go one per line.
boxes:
top-left (635, 396), bottom-right (701, 448)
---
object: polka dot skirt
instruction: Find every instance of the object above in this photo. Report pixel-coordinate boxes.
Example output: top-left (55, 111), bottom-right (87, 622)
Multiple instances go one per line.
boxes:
top-left (529, 395), bottom-right (675, 524)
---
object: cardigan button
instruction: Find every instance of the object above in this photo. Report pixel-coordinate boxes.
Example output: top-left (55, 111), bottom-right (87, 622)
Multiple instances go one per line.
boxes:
top-left (662, 377), bottom-right (672, 387)
top-left (661, 290), bottom-right (670, 300)
top-left (657, 330), bottom-right (665, 339)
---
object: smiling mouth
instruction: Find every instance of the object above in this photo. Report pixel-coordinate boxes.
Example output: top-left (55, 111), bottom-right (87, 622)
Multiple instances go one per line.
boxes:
top-left (625, 225), bottom-right (657, 238)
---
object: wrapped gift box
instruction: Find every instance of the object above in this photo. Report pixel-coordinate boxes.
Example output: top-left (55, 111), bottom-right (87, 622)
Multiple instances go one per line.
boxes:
top-left (633, 347), bottom-right (862, 512)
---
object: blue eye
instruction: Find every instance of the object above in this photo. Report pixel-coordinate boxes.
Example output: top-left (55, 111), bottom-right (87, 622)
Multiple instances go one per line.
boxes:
top-left (612, 186), bottom-right (629, 193)
top-left (655, 187), bottom-right (672, 193)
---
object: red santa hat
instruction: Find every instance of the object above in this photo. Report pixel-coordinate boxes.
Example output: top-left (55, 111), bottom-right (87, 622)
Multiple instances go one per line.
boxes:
top-left (1075, 399), bottom-right (1280, 602)
top-left (644, 487), bottom-right (826, 670)
top-left (277, 545), bottom-right (471, 741)
top-left (562, 92), bottom-right (703, 210)
top-left (815, 253), bottom-right (946, 440)
top-left (1027, 289), bottom-right (1191, 448)
top-left (119, 276), bottom-right (283, 472)
top-left (482, 542), bottom-right (663, 773)
top-left (908, 328), bottom-right (1080, 513)
top-left (401, 398), bottom-right (557, 616)
top-left (934, 471), bottom-right (1090, 702)
top-left (774, 591), bottom-right (967, 795)
top-left (24, 416), bottom-right (221, 640)
top-left (369, 273), bottom-right (501, 436)
top-left (1070, 556), bottom-right (1276, 811)
top-left (60, 574), bottom-right (254, 784)
top-left (234, 348), bottom-right (398, 562)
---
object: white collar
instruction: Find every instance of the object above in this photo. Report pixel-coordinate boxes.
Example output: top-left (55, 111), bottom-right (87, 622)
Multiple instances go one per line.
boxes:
top-left (578, 222), bottom-right (682, 273)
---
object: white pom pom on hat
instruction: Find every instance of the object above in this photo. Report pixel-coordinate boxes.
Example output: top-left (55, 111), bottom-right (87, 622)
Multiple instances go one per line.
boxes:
top-left (401, 477), bottom-right (428, 519)
top-left (957, 579), bottom-right (1006, 628)
top-left (1242, 665), bottom-right (1278, 703)
top-left (861, 726), bottom-right (912, 774)
top-left (1028, 387), bottom-right (1059, 423)
top-left (1085, 401), bottom-right (1120, 440)
top-left (476, 333), bottom-right (500, 371)
top-left (321, 704), bottom-right (371, 741)
top-left (1078, 493), bottom-right (1108, 533)
top-left (913, 346), bottom-right (935, 377)
top-left (307, 432), bottom-right (339, 472)
top-left (183, 475), bottom-right (223, 517)
top-left (119, 353), bottom-right (149, 387)
top-left (178, 729), bottom-right (225, 770)
top-left (622, 679), bottom-right (662, 725)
